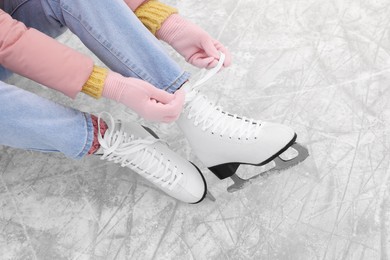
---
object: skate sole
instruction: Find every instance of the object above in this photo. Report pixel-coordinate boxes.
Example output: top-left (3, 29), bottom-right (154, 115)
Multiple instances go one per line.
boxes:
top-left (209, 133), bottom-right (298, 180)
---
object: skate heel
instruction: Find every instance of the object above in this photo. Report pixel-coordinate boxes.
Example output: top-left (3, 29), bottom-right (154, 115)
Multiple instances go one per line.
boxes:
top-left (208, 142), bottom-right (310, 193)
top-left (209, 163), bottom-right (240, 180)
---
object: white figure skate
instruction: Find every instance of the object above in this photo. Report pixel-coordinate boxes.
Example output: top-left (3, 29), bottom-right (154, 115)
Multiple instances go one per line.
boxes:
top-left (176, 54), bottom-right (309, 193)
top-left (96, 112), bottom-right (208, 203)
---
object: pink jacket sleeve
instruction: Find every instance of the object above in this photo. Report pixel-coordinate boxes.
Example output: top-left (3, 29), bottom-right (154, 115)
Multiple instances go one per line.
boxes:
top-left (124, 0), bottom-right (148, 11)
top-left (0, 10), bottom-right (94, 98)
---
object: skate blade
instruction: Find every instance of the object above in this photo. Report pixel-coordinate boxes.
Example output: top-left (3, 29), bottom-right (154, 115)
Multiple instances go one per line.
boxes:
top-left (205, 191), bottom-right (216, 202)
top-left (227, 143), bottom-right (309, 193)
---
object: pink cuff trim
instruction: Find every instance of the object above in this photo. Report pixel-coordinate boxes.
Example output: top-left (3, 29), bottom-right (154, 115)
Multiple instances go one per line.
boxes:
top-left (102, 71), bottom-right (126, 101)
top-left (156, 14), bottom-right (187, 43)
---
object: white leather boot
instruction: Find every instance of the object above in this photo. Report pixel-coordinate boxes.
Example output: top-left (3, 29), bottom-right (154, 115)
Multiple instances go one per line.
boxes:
top-left (96, 113), bottom-right (207, 203)
top-left (176, 53), bottom-right (308, 192)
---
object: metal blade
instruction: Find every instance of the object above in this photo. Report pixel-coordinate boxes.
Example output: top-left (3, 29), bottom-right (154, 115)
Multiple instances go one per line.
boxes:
top-left (271, 143), bottom-right (309, 171)
top-left (205, 191), bottom-right (216, 202)
top-left (227, 143), bottom-right (309, 193)
top-left (227, 173), bottom-right (251, 193)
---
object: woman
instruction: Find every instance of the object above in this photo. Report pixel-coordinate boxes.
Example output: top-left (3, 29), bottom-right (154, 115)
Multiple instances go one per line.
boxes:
top-left (0, 0), bottom-right (296, 203)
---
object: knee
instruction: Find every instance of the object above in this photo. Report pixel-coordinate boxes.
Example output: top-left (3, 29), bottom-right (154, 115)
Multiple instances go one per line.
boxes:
top-left (7, 0), bottom-right (67, 39)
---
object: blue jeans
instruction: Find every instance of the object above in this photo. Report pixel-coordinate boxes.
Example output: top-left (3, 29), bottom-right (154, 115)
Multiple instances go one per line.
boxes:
top-left (0, 0), bottom-right (190, 159)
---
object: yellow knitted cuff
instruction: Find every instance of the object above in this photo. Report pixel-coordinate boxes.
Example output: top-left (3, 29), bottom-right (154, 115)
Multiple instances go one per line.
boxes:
top-left (81, 66), bottom-right (108, 99)
top-left (135, 0), bottom-right (178, 35)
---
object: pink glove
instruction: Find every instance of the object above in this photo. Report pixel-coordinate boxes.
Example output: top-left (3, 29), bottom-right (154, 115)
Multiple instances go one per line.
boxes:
top-left (103, 71), bottom-right (185, 123)
top-left (157, 14), bottom-right (232, 69)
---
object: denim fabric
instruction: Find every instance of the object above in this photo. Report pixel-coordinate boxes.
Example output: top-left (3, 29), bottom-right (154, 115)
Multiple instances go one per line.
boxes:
top-left (1, 0), bottom-right (190, 91)
top-left (0, 81), bottom-right (93, 159)
top-left (0, 0), bottom-right (189, 158)
top-left (45, 0), bottom-right (190, 92)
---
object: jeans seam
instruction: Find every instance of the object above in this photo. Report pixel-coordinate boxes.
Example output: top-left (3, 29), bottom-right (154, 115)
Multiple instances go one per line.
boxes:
top-left (74, 112), bottom-right (93, 159)
top-left (8, 0), bottom-right (30, 15)
top-left (43, 0), bottom-right (62, 24)
top-left (164, 71), bottom-right (190, 93)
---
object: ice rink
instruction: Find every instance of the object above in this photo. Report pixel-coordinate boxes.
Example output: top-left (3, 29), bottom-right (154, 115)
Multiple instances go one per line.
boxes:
top-left (1, 0), bottom-right (390, 259)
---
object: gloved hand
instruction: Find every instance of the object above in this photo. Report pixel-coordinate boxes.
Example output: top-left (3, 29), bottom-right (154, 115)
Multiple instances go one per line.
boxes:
top-left (102, 71), bottom-right (185, 123)
top-left (157, 14), bottom-right (232, 69)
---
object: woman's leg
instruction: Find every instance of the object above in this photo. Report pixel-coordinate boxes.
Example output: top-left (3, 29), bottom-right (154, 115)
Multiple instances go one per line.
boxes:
top-left (25, 0), bottom-right (302, 184)
top-left (0, 81), bottom-right (93, 159)
top-left (0, 1), bottom-right (208, 202)
top-left (37, 0), bottom-right (189, 93)
top-left (0, 81), bottom-right (208, 202)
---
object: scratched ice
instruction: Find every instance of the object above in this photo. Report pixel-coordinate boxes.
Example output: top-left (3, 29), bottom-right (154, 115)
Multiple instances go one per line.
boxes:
top-left (1, 0), bottom-right (390, 259)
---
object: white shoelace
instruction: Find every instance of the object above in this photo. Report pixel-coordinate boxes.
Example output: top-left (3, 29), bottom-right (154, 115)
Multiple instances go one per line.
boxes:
top-left (97, 113), bottom-right (182, 190)
top-left (184, 53), bottom-right (262, 140)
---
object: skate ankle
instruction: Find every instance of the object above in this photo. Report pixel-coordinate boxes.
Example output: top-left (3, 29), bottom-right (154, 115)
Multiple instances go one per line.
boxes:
top-left (178, 52), bottom-right (263, 140)
top-left (182, 90), bottom-right (263, 140)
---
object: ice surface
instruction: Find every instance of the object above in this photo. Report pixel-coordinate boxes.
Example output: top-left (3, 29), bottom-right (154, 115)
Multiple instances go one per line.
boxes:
top-left (1, 0), bottom-right (390, 259)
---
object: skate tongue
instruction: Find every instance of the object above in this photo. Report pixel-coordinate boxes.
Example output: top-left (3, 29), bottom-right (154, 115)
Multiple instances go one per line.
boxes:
top-left (94, 113), bottom-right (119, 156)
